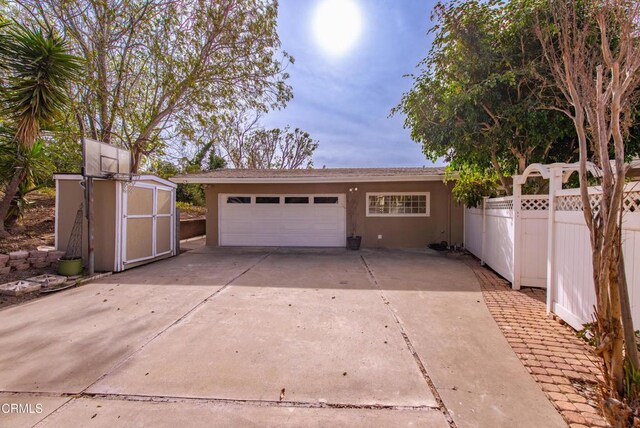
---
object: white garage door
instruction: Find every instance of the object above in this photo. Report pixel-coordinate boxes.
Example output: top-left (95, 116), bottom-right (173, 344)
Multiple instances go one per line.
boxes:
top-left (219, 194), bottom-right (346, 247)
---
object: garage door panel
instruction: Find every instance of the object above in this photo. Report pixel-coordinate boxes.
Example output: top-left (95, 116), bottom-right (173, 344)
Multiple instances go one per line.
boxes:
top-left (219, 194), bottom-right (345, 247)
top-left (220, 233), bottom-right (344, 247)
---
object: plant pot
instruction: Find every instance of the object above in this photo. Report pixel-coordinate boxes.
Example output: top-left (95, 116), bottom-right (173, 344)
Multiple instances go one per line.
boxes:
top-left (347, 236), bottom-right (362, 250)
top-left (57, 258), bottom-right (83, 276)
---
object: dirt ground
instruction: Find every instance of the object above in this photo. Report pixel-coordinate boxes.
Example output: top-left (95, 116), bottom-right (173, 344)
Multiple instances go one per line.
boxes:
top-left (0, 191), bottom-right (56, 254)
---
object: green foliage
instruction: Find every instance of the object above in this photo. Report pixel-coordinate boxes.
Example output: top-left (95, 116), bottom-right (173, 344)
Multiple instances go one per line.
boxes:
top-left (446, 165), bottom-right (500, 208)
top-left (207, 152), bottom-right (227, 170)
top-left (0, 20), bottom-right (79, 231)
top-left (0, 22), bottom-right (81, 146)
top-left (624, 359), bottom-right (640, 407)
top-left (145, 159), bottom-right (208, 206)
top-left (176, 201), bottom-right (206, 217)
top-left (147, 159), bottom-right (180, 180)
top-left (394, 0), bottom-right (577, 199)
top-left (176, 184), bottom-right (205, 207)
top-left (43, 140), bottom-right (82, 175)
top-left (0, 140), bottom-right (54, 221)
top-left (23, 0), bottom-right (293, 171)
top-left (577, 322), bottom-right (597, 347)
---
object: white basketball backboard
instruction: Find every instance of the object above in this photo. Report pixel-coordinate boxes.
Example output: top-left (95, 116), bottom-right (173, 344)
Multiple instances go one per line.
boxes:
top-left (83, 138), bottom-right (132, 179)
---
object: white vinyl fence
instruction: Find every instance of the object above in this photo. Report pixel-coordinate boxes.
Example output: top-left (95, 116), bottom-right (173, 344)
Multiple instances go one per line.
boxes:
top-left (465, 174), bottom-right (640, 331)
top-left (550, 184), bottom-right (640, 330)
top-left (464, 195), bottom-right (548, 288)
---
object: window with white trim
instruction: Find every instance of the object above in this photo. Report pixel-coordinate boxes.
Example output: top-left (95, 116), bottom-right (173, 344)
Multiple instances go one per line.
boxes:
top-left (366, 192), bottom-right (430, 217)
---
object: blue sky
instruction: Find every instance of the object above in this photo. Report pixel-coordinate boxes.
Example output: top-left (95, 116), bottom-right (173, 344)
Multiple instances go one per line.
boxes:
top-left (263, 0), bottom-right (442, 168)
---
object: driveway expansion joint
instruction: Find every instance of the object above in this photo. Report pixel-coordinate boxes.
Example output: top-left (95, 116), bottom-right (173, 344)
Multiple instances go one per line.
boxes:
top-left (359, 255), bottom-right (457, 428)
top-left (2, 390), bottom-right (442, 413)
top-left (78, 392), bottom-right (442, 411)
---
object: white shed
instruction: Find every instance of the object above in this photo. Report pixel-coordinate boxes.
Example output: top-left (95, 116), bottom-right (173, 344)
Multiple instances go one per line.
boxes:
top-left (54, 174), bottom-right (177, 272)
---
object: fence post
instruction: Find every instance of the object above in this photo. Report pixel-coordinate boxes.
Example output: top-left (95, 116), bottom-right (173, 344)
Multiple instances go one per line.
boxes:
top-left (512, 181), bottom-right (522, 290)
top-left (481, 196), bottom-right (488, 266)
top-left (546, 167), bottom-right (562, 315)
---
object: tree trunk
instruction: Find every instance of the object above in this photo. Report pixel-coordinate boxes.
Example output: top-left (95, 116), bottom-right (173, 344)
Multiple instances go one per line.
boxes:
top-left (607, 248), bottom-right (625, 397)
top-left (617, 245), bottom-right (640, 371)
top-left (0, 168), bottom-right (25, 237)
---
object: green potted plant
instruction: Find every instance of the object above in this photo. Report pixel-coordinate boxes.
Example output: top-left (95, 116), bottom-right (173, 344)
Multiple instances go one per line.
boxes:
top-left (346, 187), bottom-right (362, 250)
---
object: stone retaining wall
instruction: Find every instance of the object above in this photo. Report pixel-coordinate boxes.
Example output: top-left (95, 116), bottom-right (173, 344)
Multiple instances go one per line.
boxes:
top-left (0, 250), bottom-right (65, 275)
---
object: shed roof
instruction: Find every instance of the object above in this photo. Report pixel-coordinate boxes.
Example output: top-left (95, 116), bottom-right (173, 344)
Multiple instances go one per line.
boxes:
top-left (170, 167), bottom-right (448, 184)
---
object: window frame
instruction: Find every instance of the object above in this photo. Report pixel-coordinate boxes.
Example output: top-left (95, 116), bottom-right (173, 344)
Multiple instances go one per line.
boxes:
top-left (226, 196), bottom-right (252, 204)
top-left (365, 192), bottom-right (430, 217)
top-left (284, 196), bottom-right (310, 204)
top-left (255, 196), bottom-right (281, 204)
top-left (313, 196), bottom-right (339, 204)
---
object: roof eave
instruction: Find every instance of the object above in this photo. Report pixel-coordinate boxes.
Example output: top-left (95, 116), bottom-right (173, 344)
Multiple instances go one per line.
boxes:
top-left (169, 174), bottom-right (450, 184)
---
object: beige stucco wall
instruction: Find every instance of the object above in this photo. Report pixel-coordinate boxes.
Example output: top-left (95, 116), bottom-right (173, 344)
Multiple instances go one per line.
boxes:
top-left (56, 178), bottom-right (116, 271)
top-left (93, 180), bottom-right (117, 271)
top-left (56, 179), bottom-right (88, 259)
top-left (205, 181), bottom-right (463, 249)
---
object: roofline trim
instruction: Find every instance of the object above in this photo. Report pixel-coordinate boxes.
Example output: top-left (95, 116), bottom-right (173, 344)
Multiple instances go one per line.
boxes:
top-left (170, 174), bottom-right (450, 184)
top-left (54, 173), bottom-right (177, 188)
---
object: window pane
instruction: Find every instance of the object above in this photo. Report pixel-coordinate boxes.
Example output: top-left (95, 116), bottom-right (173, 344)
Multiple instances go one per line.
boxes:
top-left (227, 196), bottom-right (251, 204)
top-left (314, 196), bottom-right (338, 204)
top-left (256, 196), bottom-right (280, 204)
top-left (368, 194), bottom-right (428, 215)
top-left (285, 196), bottom-right (309, 204)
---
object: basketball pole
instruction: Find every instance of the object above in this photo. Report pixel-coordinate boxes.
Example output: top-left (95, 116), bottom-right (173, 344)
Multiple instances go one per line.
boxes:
top-left (80, 134), bottom-right (95, 276)
top-left (86, 176), bottom-right (95, 276)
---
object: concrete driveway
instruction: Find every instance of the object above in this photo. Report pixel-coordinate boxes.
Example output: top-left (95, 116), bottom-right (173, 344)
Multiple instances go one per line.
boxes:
top-left (0, 247), bottom-right (566, 428)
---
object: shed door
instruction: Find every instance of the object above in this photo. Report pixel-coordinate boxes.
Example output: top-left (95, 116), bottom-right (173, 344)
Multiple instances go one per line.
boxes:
top-left (121, 183), bottom-right (175, 268)
top-left (219, 194), bottom-right (346, 247)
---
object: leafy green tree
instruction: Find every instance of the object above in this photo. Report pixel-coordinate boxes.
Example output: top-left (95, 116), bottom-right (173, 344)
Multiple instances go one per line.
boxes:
top-left (445, 165), bottom-right (499, 208)
top-left (207, 153), bottom-right (227, 171)
top-left (0, 22), bottom-right (79, 236)
top-left (147, 160), bottom-right (180, 180)
top-left (394, 0), bottom-right (576, 199)
top-left (22, 0), bottom-right (293, 172)
top-left (43, 140), bottom-right (82, 176)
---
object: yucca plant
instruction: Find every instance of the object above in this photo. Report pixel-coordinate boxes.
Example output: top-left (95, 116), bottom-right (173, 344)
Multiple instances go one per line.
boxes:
top-left (0, 22), bottom-right (80, 236)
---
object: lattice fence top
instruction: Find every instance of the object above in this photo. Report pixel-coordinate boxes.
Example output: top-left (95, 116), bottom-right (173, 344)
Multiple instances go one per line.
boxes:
top-left (521, 197), bottom-right (549, 211)
top-left (486, 198), bottom-right (514, 210)
top-left (556, 195), bottom-right (582, 212)
top-left (556, 191), bottom-right (640, 214)
top-left (481, 189), bottom-right (639, 213)
top-left (623, 191), bottom-right (640, 213)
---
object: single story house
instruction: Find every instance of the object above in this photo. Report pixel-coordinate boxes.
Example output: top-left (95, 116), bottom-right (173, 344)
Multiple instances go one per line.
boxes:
top-left (171, 167), bottom-right (463, 249)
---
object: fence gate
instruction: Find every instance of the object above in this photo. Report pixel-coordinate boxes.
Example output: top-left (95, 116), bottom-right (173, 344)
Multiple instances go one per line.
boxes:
top-left (119, 181), bottom-right (176, 270)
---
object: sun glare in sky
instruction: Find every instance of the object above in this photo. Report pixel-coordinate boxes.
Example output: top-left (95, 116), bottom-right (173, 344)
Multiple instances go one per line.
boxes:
top-left (312, 0), bottom-right (363, 57)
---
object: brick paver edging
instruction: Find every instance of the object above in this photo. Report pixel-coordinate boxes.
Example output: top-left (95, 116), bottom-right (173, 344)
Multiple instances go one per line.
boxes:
top-left (461, 256), bottom-right (608, 428)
